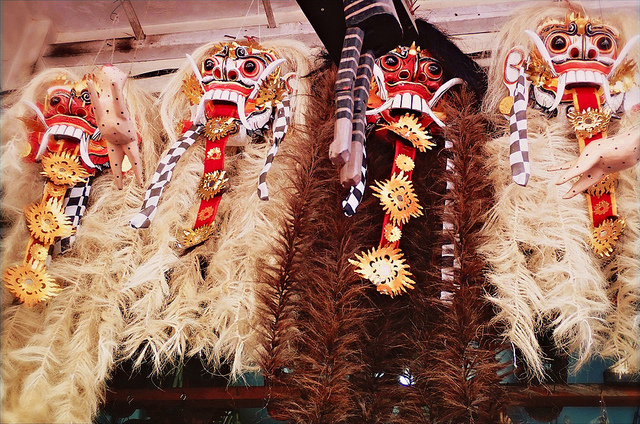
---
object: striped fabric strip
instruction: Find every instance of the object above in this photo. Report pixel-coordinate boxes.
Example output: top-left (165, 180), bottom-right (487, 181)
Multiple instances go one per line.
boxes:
top-left (257, 96), bottom-right (291, 200)
top-left (130, 124), bottom-right (203, 229)
top-left (54, 176), bottom-right (94, 255)
top-left (509, 67), bottom-right (530, 186)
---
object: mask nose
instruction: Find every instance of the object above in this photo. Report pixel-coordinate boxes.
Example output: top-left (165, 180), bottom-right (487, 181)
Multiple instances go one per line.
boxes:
top-left (568, 38), bottom-right (599, 60)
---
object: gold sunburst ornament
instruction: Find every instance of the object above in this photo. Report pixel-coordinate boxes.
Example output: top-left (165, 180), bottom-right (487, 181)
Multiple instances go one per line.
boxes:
top-left (25, 198), bottom-right (74, 245)
top-left (568, 107), bottom-right (612, 139)
top-left (382, 114), bottom-right (435, 152)
top-left (204, 116), bottom-right (239, 141)
top-left (349, 245), bottom-right (415, 297)
top-left (589, 217), bottom-right (625, 257)
top-left (3, 262), bottom-right (60, 307)
top-left (179, 224), bottom-right (217, 249)
top-left (372, 173), bottom-right (423, 226)
top-left (197, 170), bottom-right (229, 200)
top-left (29, 243), bottom-right (50, 262)
top-left (394, 154), bottom-right (415, 172)
top-left (383, 223), bottom-right (402, 243)
top-left (41, 152), bottom-right (90, 186)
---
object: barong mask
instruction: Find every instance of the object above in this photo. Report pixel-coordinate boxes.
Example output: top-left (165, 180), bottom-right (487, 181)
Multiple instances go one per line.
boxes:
top-left (348, 43), bottom-right (462, 297)
top-left (130, 42), bottom-right (294, 249)
top-left (3, 68), bottom-right (141, 306)
top-left (502, 12), bottom-right (639, 256)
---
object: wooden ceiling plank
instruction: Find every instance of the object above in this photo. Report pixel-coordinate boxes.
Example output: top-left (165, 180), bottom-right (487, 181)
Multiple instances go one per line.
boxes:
top-left (262, 0), bottom-right (277, 28)
top-left (121, 0), bottom-right (146, 41)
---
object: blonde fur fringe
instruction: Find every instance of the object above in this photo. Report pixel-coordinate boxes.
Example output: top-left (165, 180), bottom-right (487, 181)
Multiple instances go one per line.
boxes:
top-left (1, 68), bottom-right (163, 422)
top-left (120, 39), bottom-right (311, 379)
top-left (481, 2), bottom-right (640, 380)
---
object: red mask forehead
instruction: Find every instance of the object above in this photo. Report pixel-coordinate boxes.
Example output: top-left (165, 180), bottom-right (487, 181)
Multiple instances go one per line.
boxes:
top-left (377, 43), bottom-right (444, 97)
top-left (42, 76), bottom-right (96, 126)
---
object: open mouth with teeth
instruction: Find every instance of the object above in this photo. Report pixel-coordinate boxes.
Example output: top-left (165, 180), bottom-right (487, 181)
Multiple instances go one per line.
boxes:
top-left (368, 78), bottom-right (462, 132)
top-left (26, 110), bottom-right (108, 172)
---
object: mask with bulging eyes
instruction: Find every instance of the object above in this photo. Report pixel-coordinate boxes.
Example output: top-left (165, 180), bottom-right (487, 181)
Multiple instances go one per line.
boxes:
top-left (368, 43), bottom-right (448, 132)
top-left (188, 41), bottom-right (290, 132)
top-left (25, 75), bottom-right (108, 171)
top-left (524, 12), bottom-right (639, 111)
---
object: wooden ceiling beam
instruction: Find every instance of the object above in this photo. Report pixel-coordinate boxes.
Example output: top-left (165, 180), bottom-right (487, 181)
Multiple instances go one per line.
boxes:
top-left (262, 0), bottom-right (277, 28)
top-left (121, 0), bottom-right (146, 40)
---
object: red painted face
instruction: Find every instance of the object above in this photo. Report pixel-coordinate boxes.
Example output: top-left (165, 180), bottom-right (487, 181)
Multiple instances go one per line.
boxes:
top-left (199, 42), bottom-right (278, 118)
top-left (369, 43), bottom-right (444, 129)
top-left (25, 77), bottom-right (107, 169)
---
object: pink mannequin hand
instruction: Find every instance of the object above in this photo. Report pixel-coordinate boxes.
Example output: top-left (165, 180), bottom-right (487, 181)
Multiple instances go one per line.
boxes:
top-left (87, 65), bottom-right (142, 189)
top-left (549, 129), bottom-right (640, 199)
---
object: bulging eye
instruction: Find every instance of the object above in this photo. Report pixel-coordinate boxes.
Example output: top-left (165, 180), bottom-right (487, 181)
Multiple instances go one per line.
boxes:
top-left (236, 47), bottom-right (247, 58)
top-left (595, 35), bottom-right (613, 53)
top-left (548, 34), bottom-right (569, 53)
top-left (203, 59), bottom-right (215, 72)
top-left (239, 59), bottom-right (263, 78)
top-left (49, 96), bottom-right (61, 106)
top-left (381, 54), bottom-right (400, 71)
top-left (80, 90), bottom-right (91, 104)
top-left (425, 62), bottom-right (442, 79)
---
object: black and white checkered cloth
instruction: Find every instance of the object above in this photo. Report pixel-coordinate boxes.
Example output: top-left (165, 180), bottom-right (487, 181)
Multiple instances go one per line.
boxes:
top-left (54, 176), bottom-right (94, 255)
top-left (130, 124), bottom-right (203, 229)
top-left (509, 68), bottom-right (530, 186)
top-left (257, 96), bottom-right (291, 200)
top-left (341, 146), bottom-right (367, 216)
top-left (440, 139), bottom-right (459, 301)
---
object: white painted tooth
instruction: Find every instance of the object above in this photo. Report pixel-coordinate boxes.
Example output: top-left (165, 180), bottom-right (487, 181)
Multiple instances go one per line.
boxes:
top-left (221, 91), bottom-right (231, 101)
top-left (392, 95), bottom-right (402, 108)
top-left (229, 92), bottom-right (239, 103)
top-left (585, 70), bottom-right (595, 83)
top-left (412, 94), bottom-right (421, 110)
top-left (74, 128), bottom-right (84, 140)
top-left (401, 93), bottom-right (412, 108)
top-left (421, 99), bottom-right (428, 113)
top-left (566, 71), bottom-right (576, 85)
top-left (213, 90), bottom-right (222, 100)
top-left (63, 125), bottom-right (74, 136)
top-left (576, 70), bottom-right (586, 83)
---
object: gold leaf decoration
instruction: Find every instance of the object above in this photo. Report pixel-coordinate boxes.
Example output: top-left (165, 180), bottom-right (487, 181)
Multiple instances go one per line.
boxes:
top-left (372, 173), bottom-right (423, 226)
top-left (586, 173), bottom-right (617, 197)
top-left (589, 217), bottom-right (625, 257)
top-left (349, 245), bottom-right (415, 297)
top-left (254, 71), bottom-right (286, 108)
top-left (41, 152), bottom-right (90, 186)
top-left (382, 114), bottom-right (435, 152)
top-left (183, 74), bottom-right (204, 106)
top-left (25, 198), bottom-right (74, 245)
top-left (197, 170), bottom-right (229, 200)
top-left (3, 262), bottom-right (60, 307)
top-left (568, 107), bottom-right (612, 138)
top-left (179, 224), bottom-right (217, 249)
top-left (206, 147), bottom-right (222, 161)
top-left (204, 116), bottom-right (239, 141)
